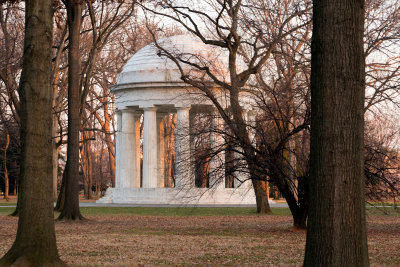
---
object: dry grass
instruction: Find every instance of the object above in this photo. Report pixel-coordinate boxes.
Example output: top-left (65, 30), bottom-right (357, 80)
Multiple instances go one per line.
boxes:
top-left (0, 210), bottom-right (399, 266)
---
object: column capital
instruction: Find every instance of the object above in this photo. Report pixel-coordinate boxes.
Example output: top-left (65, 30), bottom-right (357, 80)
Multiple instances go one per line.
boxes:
top-left (119, 108), bottom-right (136, 113)
top-left (142, 106), bottom-right (157, 111)
top-left (120, 108), bottom-right (138, 113)
top-left (175, 106), bottom-right (191, 111)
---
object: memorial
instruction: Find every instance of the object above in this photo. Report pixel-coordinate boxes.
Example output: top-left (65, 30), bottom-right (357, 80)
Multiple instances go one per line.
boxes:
top-left (98, 35), bottom-right (270, 205)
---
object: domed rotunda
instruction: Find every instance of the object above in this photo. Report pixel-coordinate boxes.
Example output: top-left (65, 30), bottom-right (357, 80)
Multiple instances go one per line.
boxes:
top-left (98, 35), bottom-right (260, 205)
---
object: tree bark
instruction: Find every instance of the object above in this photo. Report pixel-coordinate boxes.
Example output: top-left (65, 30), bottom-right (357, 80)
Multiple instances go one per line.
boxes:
top-left (0, 0), bottom-right (65, 265)
top-left (271, 158), bottom-right (308, 228)
top-left (165, 114), bottom-right (175, 187)
top-left (51, 25), bottom-right (67, 202)
top-left (55, 165), bottom-right (67, 212)
top-left (82, 131), bottom-right (93, 200)
top-left (252, 178), bottom-right (272, 214)
top-left (2, 131), bottom-right (9, 201)
top-left (58, 0), bottom-right (84, 220)
top-left (273, 185), bottom-right (280, 200)
top-left (52, 133), bottom-right (59, 201)
top-left (52, 74), bottom-right (61, 202)
top-left (303, 0), bottom-right (369, 265)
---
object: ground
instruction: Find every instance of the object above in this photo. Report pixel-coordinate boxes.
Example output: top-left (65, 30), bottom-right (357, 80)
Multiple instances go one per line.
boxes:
top-left (0, 200), bottom-right (399, 266)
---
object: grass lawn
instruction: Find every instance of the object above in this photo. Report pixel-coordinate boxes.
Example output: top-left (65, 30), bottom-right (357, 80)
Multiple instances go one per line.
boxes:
top-left (0, 203), bottom-right (17, 206)
top-left (0, 207), bottom-right (399, 266)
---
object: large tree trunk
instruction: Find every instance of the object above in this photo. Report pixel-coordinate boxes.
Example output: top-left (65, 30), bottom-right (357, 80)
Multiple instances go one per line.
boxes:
top-left (58, 0), bottom-right (84, 220)
top-left (303, 0), bottom-right (369, 266)
top-left (0, 0), bottom-right (65, 265)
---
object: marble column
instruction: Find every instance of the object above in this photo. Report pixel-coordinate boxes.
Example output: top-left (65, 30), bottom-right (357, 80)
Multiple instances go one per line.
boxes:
top-left (133, 113), bottom-right (141, 188)
top-left (157, 113), bottom-right (166, 188)
top-left (120, 109), bottom-right (137, 188)
top-left (209, 108), bottom-right (225, 189)
top-left (115, 111), bottom-right (122, 188)
top-left (175, 107), bottom-right (192, 188)
top-left (142, 107), bottom-right (158, 188)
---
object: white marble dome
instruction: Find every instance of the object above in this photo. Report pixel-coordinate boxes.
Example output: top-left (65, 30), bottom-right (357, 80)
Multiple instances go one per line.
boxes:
top-left (116, 34), bottom-right (227, 88)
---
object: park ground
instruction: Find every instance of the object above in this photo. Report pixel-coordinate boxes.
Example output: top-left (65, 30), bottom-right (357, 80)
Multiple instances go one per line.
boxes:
top-left (0, 198), bottom-right (399, 266)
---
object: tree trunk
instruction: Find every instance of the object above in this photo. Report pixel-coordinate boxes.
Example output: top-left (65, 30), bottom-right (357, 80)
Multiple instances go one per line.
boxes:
top-left (10, 174), bottom-right (19, 216)
top-left (102, 87), bottom-right (115, 186)
top-left (58, 0), bottom-right (84, 220)
top-left (165, 114), bottom-right (175, 187)
top-left (271, 158), bottom-right (308, 229)
top-left (52, 105), bottom-right (60, 201)
top-left (80, 136), bottom-right (89, 199)
top-left (252, 178), bottom-right (272, 214)
top-left (55, 165), bottom-right (67, 212)
top-left (51, 26), bottom-right (67, 202)
top-left (12, 179), bottom-right (17, 196)
top-left (3, 131), bottom-right (9, 201)
top-left (273, 185), bottom-right (280, 200)
top-left (85, 135), bottom-right (93, 200)
top-left (52, 146), bottom-right (59, 201)
top-left (225, 142), bottom-right (235, 188)
top-left (0, 1), bottom-right (65, 264)
top-left (293, 209), bottom-right (308, 229)
top-left (97, 145), bottom-right (103, 197)
top-left (81, 110), bottom-right (94, 200)
top-left (304, 0), bottom-right (369, 266)
top-left (9, 200), bottom-right (18, 217)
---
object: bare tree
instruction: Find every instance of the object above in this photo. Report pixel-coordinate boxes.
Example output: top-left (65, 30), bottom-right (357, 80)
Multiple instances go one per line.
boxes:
top-left (0, 0), bottom-right (65, 264)
top-left (0, 3), bottom-right (22, 125)
top-left (303, 0), bottom-right (370, 265)
top-left (142, 0), bottom-right (311, 222)
top-left (364, 0), bottom-right (400, 112)
top-left (55, 0), bottom-right (137, 217)
top-left (364, 115), bottom-right (400, 203)
top-left (58, 0), bottom-right (85, 220)
top-left (0, 3), bottom-right (23, 207)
